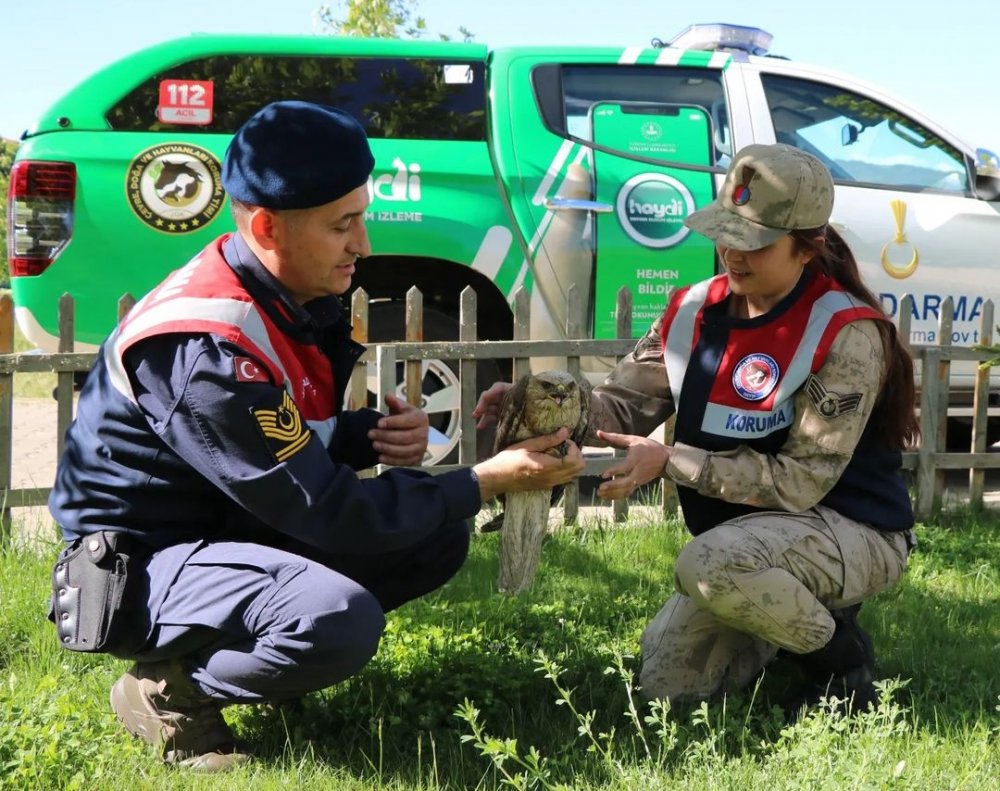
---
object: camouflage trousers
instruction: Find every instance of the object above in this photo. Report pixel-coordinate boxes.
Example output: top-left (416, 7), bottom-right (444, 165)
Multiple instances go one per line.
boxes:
top-left (639, 505), bottom-right (911, 702)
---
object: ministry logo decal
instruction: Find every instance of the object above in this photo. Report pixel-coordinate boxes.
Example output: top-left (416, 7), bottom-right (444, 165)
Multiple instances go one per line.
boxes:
top-left (126, 143), bottom-right (225, 234)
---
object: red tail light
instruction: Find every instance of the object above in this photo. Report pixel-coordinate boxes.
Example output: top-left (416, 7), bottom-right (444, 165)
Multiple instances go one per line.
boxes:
top-left (7, 160), bottom-right (76, 276)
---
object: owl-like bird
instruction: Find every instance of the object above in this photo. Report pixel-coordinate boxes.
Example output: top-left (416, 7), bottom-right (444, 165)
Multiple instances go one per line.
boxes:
top-left (485, 370), bottom-right (591, 594)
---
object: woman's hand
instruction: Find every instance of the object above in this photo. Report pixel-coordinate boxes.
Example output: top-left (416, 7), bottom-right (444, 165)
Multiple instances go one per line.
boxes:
top-left (595, 429), bottom-right (672, 501)
top-left (471, 380), bottom-right (514, 430)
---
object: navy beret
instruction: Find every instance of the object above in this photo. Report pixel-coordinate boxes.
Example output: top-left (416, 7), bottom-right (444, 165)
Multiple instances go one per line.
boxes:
top-left (222, 101), bottom-right (375, 210)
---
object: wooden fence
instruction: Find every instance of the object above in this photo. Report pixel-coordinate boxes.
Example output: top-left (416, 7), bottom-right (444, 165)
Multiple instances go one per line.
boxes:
top-left (1, 287), bottom-right (998, 543)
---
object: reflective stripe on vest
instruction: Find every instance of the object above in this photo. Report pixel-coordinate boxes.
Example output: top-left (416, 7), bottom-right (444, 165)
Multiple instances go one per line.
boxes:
top-left (663, 274), bottom-right (883, 440)
top-left (104, 245), bottom-right (338, 446)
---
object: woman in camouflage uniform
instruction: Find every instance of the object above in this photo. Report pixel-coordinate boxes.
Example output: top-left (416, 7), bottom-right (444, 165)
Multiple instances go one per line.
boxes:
top-left (476, 143), bottom-right (919, 713)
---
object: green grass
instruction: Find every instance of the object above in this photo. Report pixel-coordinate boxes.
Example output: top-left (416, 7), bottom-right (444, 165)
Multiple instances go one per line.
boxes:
top-left (2, 510), bottom-right (999, 790)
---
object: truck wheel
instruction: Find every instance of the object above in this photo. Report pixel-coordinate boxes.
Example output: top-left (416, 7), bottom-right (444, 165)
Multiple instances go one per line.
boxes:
top-left (364, 302), bottom-right (503, 466)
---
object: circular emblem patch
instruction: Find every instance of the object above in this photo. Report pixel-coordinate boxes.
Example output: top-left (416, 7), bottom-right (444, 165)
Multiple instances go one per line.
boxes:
top-left (615, 173), bottom-right (695, 249)
top-left (732, 353), bottom-right (780, 401)
top-left (732, 184), bottom-right (751, 206)
top-left (126, 143), bottom-right (225, 234)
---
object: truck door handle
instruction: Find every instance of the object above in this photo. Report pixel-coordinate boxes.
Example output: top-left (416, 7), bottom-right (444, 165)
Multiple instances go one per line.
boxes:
top-left (543, 197), bottom-right (614, 213)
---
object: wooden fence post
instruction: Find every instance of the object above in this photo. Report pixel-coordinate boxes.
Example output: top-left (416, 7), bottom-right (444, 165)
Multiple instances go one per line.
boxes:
top-left (897, 295), bottom-right (913, 351)
top-left (349, 289), bottom-right (373, 479)
top-left (377, 345), bottom-right (397, 438)
top-left (970, 299), bottom-right (995, 503)
top-left (613, 287), bottom-right (633, 524)
top-left (898, 294), bottom-right (915, 488)
top-left (659, 287), bottom-right (678, 518)
top-left (117, 294), bottom-right (137, 321)
top-left (404, 287), bottom-right (423, 407)
top-left (0, 293), bottom-right (13, 542)
top-left (55, 294), bottom-right (75, 461)
top-left (458, 287), bottom-right (478, 465)
top-left (916, 346), bottom-right (942, 518)
top-left (349, 289), bottom-right (369, 412)
top-left (562, 284), bottom-right (582, 525)
top-left (934, 298), bottom-right (954, 504)
top-left (512, 287), bottom-right (531, 382)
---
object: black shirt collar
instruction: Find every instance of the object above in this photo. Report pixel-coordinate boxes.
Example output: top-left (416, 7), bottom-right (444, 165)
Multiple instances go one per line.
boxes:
top-left (705, 265), bottom-right (816, 328)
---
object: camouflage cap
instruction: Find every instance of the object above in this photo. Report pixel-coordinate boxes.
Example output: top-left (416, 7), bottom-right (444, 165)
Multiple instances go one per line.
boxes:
top-left (684, 143), bottom-right (834, 251)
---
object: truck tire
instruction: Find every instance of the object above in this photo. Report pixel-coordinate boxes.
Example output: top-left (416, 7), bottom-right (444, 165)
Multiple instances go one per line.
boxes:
top-left (945, 417), bottom-right (1000, 451)
top-left (365, 301), bottom-right (503, 466)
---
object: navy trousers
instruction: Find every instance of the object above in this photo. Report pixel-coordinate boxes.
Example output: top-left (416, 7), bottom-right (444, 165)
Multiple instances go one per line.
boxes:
top-left (115, 521), bottom-right (470, 702)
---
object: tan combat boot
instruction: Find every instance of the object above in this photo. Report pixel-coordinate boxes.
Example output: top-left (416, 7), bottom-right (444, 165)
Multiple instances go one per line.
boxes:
top-left (110, 660), bottom-right (251, 772)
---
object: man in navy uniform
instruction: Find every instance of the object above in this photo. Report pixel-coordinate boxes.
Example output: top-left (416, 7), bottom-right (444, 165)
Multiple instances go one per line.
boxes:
top-left (48, 101), bottom-right (584, 772)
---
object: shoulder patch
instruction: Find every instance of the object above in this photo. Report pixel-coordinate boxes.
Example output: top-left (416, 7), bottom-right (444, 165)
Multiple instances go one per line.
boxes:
top-left (251, 390), bottom-right (310, 463)
top-left (732, 353), bottom-right (779, 401)
top-left (234, 356), bottom-right (270, 383)
top-left (805, 374), bottom-right (863, 419)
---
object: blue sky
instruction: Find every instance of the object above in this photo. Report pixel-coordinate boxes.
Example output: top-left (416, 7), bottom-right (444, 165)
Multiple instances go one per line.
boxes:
top-left (2, 0), bottom-right (996, 152)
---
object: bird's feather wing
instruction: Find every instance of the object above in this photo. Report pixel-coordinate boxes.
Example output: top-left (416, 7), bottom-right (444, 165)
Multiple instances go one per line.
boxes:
top-left (572, 377), bottom-right (592, 449)
top-left (481, 372), bottom-right (589, 534)
top-left (493, 373), bottom-right (533, 453)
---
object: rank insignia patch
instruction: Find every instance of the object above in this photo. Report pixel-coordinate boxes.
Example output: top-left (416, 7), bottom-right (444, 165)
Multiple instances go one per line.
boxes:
top-left (805, 374), bottom-right (863, 419)
top-left (251, 390), bottom-right (310, 463)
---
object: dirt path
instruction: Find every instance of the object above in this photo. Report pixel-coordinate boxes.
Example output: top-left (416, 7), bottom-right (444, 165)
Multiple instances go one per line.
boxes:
top-left (11, 398), bottom-right (62, 491)
top-left (9, 398), bottom-right (64, 541)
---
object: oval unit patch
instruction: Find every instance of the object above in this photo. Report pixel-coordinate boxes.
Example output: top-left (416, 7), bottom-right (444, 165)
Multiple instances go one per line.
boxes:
top-left (126, 143), bottom-right (225, 234)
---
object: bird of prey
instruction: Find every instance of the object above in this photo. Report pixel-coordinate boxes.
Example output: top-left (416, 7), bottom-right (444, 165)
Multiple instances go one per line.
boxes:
top-left (485, 370), bottom-right (590, 594)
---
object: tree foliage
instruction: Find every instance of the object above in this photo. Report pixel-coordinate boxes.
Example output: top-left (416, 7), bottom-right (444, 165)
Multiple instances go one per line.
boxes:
top-left (972, 330), bottom-right (1000, 369)
top-left (314, 0), bottom-right (472, 41)
top-left (0, 138), bottom-right (18, 285)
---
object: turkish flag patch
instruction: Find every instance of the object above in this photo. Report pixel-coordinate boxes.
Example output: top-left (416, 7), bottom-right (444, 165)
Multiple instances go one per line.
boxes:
top-left (234, 356), bottom-right (270, 384)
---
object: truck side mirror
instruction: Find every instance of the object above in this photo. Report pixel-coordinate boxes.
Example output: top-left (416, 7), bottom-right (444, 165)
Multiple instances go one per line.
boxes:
top-left (974, 147), bottom-right (1000, 202)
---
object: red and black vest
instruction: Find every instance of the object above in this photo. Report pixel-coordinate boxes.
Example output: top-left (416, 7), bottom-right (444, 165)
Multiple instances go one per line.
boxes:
top-left (661, 269), bottom-right (913, 535)
top-left (105, 236), bottom-right (339, 446)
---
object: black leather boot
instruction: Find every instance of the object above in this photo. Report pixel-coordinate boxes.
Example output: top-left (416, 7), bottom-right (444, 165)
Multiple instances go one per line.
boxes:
top-left (785, 604), bottom-right (879, 717)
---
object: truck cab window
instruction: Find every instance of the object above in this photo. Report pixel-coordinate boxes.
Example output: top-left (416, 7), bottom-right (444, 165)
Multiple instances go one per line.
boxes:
top-left (107, 55), bottom-right (486, 141)
top-left (761, 74), bottom-right (969, 194)
top-left (533, 65), bottom-right (730, 166)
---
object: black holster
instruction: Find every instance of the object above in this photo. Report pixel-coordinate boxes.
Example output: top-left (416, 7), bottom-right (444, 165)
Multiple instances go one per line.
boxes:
top-left (50, 531), bottom-right (138, 652)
